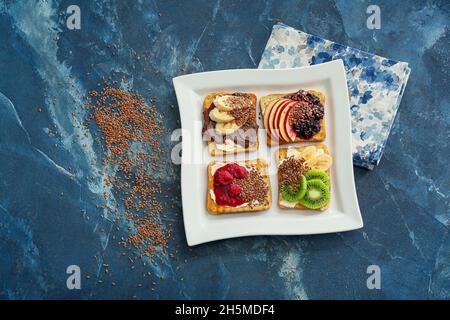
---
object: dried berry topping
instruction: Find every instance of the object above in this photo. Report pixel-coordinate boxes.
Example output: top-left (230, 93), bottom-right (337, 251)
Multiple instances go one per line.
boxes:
top-left (285, 90), bottom-right (324, 139)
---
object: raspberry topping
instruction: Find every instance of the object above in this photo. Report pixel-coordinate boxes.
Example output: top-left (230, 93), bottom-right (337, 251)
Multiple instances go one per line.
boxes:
top-left (229, 184), bottom-right (242, 196)
top-left (214, 170), bottom-right (233, 186)
top-left (233, 165), bottom-right (248, 179)
top-left (212, 163), bottom-right (248, 207)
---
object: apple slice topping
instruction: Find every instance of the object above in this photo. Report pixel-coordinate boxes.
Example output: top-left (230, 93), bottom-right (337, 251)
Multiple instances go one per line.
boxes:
top-left (268, 99), bottom-right (291, 142)
top-left (264, 99), bottom-right (285, 133)
top-left (278, 100), bottom-right (299, 142)
top-left (272, 101), bottom-right (291, 142)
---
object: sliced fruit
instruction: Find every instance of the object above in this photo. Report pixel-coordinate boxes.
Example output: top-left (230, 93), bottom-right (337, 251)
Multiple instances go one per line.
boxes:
top-left (214, 95), bottom-right (234, 112)
top-left (286, 121), bottom-right (297, 141)
top-left (304, 170), bottom-right (330, 189)
top-left (299, 146), bottom-right (318, 162)
top-left (315, 148), bottom-right (324, 157)
top-left (281, 176), bottom-right (307, 202)
top-left (269, 99), bottom-right (293, 142)
top-left (209, 108), bottom-right (234, 123)
top-left (263, 98), bottom-right (282, 130)
top-left (279, 102), bottom-right (298, 142)
top-left (298, 179), bottom-right (330, 209)
top-left (215, 121), bottom-right (240, 135)
top-left (264, 99), bottom-right (290, 141)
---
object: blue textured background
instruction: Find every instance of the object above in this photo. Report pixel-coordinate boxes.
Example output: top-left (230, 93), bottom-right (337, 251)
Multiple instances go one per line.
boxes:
top-left (0, 0), bottom-right (449, 299)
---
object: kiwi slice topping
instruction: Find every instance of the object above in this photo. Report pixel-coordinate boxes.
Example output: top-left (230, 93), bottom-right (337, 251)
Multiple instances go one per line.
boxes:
top-left (281, 175), bottom-right (307, 202)
top-left (298, 179), bottom-right (330, 209)
top-left (304, 170), bottom-right (330, 189)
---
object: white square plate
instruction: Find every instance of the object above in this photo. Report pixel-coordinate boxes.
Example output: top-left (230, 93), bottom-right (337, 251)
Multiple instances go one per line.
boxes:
top-left (173, 60), bottom-right (363, 246)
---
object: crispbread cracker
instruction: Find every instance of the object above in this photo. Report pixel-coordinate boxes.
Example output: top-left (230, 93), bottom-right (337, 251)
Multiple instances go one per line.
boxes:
top-left (203, 92), bottom-right (259, 155)
top-left (259, 90), bottom-right (326, 146)
top-left (276, 144), bottom-right (331, 210)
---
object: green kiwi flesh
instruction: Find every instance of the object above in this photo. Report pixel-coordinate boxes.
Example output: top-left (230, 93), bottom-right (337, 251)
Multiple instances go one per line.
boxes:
top-left (281, 175), bottom-right (307, 202)
top-left (304, 170), bottom-right (330, 189)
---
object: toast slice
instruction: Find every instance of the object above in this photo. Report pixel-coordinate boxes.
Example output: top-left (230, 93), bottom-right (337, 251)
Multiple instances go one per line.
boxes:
top-left (207, 159), bottom-right (272, 214)
top-left (203, 92), bottom-right (259, 156)
top-left (259, 90), bottom-right (326, 146)
top-left (276, 144), bottom-right (331, 210)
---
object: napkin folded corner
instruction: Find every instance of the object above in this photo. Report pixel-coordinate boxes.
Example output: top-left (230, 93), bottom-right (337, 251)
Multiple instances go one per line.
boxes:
top-left (258, 23), bottom-right (411, 170)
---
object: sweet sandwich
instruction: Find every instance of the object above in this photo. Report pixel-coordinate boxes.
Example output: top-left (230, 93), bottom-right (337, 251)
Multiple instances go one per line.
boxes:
top-left (276, 144), bottom-right (332, 210)
top-left (206, 159), bottom-right (271, 214)
top-left (260, 89), bottom-right (326, 146)
top-left (202, 92), bottom-right (259, 155)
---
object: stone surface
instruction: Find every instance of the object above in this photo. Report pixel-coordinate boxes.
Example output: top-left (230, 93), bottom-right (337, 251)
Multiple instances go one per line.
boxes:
top-left (0, 0), bottom-right (448, 299)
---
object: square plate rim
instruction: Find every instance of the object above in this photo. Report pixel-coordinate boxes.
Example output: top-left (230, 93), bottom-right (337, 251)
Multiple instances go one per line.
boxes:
top-left (173, 60), bottom-right (363, 246)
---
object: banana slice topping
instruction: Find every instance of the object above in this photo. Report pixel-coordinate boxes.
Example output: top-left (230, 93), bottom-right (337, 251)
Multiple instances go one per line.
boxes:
top-left (286, 146), bottom-right (333, 171)
top-left (213, 95), bottom-right (235, 112)
top-left (215, 121), bottom-right (240, 135)
top-left (304, 152), bottom-right (332, 171)
top-left (298, 146), bottom-right (317, 162)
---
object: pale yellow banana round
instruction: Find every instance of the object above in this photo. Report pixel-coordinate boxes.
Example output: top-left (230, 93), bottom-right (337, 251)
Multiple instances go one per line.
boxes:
top-left (215, 121), bottom-right (240, 135)
top-left (310, 154), bottom-right (333, 171)
top-left (299, 146), bottom-right (317, 161)
top-left (214, 95), bottom-right (234, 112)
top-left (209, 107), bottom-right (234, 123)
top-left (315, 148), bottom-right (325, 156)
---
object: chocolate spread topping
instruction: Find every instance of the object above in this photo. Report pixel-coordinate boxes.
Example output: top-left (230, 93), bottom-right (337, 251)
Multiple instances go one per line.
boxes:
top-left (284, 90), bottom-right (324, 139)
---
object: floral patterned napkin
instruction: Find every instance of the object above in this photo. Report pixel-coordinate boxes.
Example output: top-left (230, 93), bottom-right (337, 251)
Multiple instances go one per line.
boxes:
top-left (258, 23), bottom-right (411, 170)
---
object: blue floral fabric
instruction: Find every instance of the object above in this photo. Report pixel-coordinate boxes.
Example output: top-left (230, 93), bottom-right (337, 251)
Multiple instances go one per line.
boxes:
top-left (258, 23), bottom-right (411, 170)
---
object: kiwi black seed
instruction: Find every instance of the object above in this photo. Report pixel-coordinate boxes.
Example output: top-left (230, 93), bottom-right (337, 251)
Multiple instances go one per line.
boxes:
top-left (281, 175), bottom-right (307, 202)
top-left (304, 170), bottom-right (330, 189)
top-left (298, 179), bottom-right (330, 209)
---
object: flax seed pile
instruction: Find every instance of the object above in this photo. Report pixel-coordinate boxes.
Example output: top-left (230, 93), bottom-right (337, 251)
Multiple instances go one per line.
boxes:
top-left (235, 170), bottom-right (269, 206)
top-left (82, 84), bottom-right (171, 263)
top-left (278, 157), bottom-right (309, 188)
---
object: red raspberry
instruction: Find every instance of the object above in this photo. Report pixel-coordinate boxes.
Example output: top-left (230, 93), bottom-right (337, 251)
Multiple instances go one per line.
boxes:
top-left (233, 166), bottom-right (248, 179)
top-left (215, 170), bottom-right (233, 186)
top-left (215, 188), bottom-right (230, 204)
top-left (229, 184), bottom-right (242, 197)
